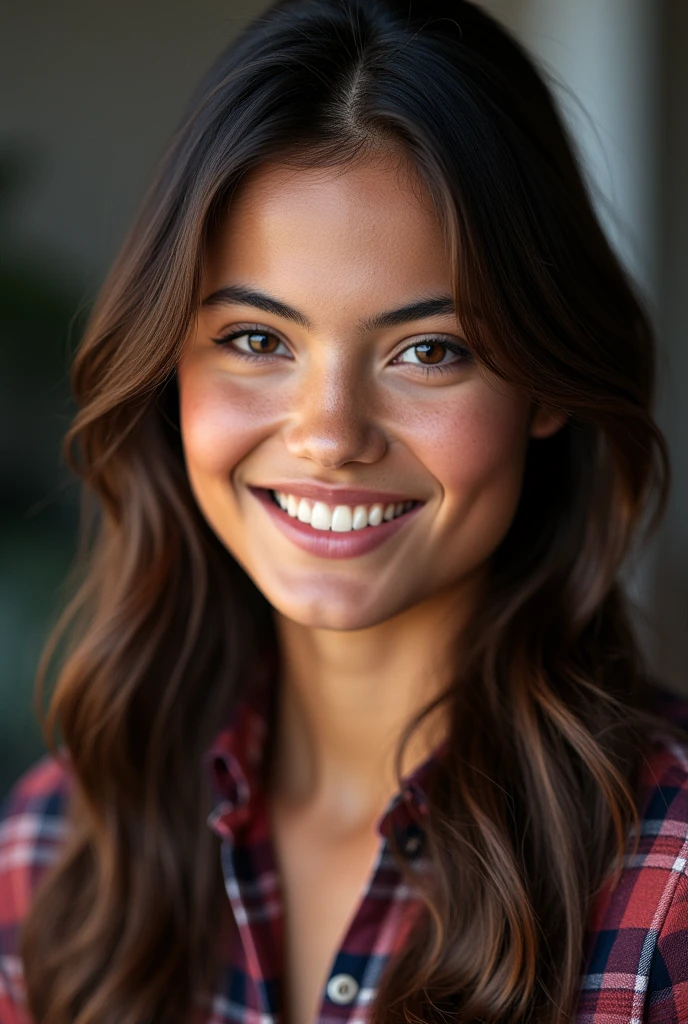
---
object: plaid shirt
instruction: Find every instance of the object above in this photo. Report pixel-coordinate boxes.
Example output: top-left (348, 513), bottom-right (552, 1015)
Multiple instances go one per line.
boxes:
top-left (2, 685), bottom-right (688, 1024)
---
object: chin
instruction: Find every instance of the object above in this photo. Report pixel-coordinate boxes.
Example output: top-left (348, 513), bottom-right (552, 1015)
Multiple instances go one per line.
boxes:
top-left (266, 583), bottom-right (406, 633)
top-left (286, 609), bottom-right (385, 631)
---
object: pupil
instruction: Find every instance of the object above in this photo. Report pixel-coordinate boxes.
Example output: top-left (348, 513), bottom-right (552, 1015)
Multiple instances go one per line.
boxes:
top-left (417, 342), bottom-right (444, 364)
top-left (248, 332), bottom-right (276, 353)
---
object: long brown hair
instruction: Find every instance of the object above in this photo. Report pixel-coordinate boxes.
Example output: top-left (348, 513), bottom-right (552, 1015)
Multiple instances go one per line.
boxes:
top-left (22, 1), bottom-right (674, 1021)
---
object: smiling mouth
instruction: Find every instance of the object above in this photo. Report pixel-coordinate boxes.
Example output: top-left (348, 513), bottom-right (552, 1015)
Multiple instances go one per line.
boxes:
top-left (267, 489), bottom-right (420, 533)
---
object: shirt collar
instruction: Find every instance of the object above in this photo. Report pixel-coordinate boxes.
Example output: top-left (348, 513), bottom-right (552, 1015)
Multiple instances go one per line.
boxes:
top-left (205, 675), bottom-right (272, 840)
top-left (204, 674), bottom-right (448, 842)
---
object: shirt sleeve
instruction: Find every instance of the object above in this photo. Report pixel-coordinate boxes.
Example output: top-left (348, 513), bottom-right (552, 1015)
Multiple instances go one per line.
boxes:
top-left (645, 869), bottom-right (688, 1022)
top-left (0, 788), bottom-right (31, 1022)
top-left (0, 958), bottom-right (29, 1024)
top-left (0, 756), bottom-right (72, 1024)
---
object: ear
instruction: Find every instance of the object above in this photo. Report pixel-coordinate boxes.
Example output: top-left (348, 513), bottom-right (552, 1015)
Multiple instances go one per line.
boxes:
top-left (529, 404), bottom-right (568, 439)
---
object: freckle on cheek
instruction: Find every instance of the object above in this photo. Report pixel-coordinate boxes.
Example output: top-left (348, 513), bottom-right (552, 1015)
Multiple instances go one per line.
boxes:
top-left (417, 399), bottom-right (528, 495)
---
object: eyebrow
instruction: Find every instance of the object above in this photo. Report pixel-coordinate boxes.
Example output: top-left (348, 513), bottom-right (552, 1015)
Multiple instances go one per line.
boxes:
top-left (201, 284), bottom-right (458, 332)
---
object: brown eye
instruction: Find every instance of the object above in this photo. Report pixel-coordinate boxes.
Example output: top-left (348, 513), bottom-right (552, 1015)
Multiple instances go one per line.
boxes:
top-left (247, 331), bottom-right (280, 353)
top-left (394, 337), bottom-right (472, 372)
top-left (213, 328), bottom-right (289, 357)
top-left (414, 341), bottom-right (445, 364)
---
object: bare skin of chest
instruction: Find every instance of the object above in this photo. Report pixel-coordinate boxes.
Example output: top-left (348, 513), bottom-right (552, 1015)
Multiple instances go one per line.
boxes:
top-left (271, 803), bottom-right (382, 1024)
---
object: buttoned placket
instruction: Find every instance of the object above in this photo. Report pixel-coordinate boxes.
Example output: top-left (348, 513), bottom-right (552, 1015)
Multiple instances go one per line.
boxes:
top-left (208, 778), bottom-right (432, 1024)
top-left (203, 683), bottom-right (441, 1024)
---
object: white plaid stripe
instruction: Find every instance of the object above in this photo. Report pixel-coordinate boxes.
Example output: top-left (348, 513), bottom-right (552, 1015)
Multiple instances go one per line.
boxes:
top-left (206, 994), bottom-right (277, 1024)
top-left (0, 954), bottom-right (24, 1001)
top-left (0, 813), bottom-right (68, 845)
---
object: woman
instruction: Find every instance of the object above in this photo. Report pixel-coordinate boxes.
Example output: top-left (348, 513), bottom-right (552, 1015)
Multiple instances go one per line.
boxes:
top-left (1, 1), bottom-right (687, 1022)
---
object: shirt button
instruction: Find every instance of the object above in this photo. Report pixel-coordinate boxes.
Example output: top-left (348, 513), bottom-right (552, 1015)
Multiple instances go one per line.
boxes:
top-left (404, 831), bottom-right (423, 856)
top-left (326, 973), bottom-right (359, 1005)
top-left (395, 822), bottom-right (425, 858)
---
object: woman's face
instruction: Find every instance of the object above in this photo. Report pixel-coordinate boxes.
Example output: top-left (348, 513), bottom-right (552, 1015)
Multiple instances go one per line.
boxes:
top-left (177, 156), bottom-right (562, 631)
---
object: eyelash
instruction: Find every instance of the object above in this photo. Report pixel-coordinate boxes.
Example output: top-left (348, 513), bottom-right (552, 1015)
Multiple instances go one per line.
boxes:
top-left (211, 325), bottom-right (473, 376)
top-left (212, 327), bottom-right (290, 362)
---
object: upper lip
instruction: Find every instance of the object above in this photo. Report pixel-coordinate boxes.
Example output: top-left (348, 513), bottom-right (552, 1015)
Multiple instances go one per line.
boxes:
top-left (251, 483), bottom-right (422, 506)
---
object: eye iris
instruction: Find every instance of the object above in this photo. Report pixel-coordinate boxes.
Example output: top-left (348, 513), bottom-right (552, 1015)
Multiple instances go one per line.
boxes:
top-left (415, 341), bottom-right (445, 365)
top-left (248, 332), bottom-right (279, 354)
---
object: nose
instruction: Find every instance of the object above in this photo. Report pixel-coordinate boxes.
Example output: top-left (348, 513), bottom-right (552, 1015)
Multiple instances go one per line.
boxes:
top-left (282, 364), bottom-right (388, 469)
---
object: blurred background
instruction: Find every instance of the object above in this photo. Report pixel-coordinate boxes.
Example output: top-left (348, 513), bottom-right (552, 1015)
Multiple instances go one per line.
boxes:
top-left (1, 0), bottom-right (686, 796)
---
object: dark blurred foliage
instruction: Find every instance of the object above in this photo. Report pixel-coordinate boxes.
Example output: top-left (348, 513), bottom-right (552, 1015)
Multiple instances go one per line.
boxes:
top-left (0, 149), bottom-right (85, 797)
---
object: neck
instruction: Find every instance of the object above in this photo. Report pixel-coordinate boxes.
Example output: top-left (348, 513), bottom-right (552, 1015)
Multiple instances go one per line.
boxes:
top-left (270, 586), bottom-right (473, 833)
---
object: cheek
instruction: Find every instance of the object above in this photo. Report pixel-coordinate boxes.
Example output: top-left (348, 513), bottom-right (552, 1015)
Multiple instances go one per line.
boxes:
top-left (401, 381), bottom-right (531, 503)
top-left (178, 367), bottom-right (279, 478)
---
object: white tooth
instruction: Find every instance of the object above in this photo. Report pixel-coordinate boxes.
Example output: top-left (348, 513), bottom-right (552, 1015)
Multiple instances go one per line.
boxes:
top-left (383, 503), bottom-right (395, 521)
top-left (331, 505), bottom-right (353, 532)
top-left (287, 494), bottom-right (299, 518)
top-left (297, 498), bottom-right (312, 523)
top-left (279, 492), bottom-right (289, 510)
top-left (394, 502), bottom-right (404, 517)
top-left (352, 505), bottom-right (368, 530)
top-left (311, 501), bottom-right (332, 531)
top-left (368, 504), bottom-right (384, 526)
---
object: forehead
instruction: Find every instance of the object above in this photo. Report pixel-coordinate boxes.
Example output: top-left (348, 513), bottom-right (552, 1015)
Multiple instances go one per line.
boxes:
top-left (204, 156), bottom-right (454, 324)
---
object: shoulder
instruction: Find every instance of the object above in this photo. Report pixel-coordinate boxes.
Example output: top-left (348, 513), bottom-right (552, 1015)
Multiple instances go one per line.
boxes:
top-left (0, 754), bottom-right (73, 1016)
top-left (579, 735), bottom-right (688, 1023)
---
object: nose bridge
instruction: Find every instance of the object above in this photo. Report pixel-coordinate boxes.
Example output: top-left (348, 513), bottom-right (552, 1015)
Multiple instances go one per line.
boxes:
top-left (284, 348), bottom-right (386, 467)
top-left (310, 358), bottom-right (361, 427)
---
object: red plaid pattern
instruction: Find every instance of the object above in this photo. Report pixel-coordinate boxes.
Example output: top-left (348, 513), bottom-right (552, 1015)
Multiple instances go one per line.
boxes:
top-left (2, 686), bottom-right (688, 1023)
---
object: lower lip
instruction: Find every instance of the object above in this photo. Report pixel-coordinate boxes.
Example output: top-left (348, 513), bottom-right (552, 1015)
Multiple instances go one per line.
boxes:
top-left (250, 488), bottom-right (424, 560)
